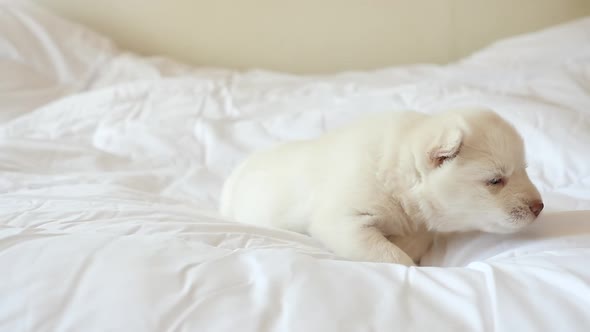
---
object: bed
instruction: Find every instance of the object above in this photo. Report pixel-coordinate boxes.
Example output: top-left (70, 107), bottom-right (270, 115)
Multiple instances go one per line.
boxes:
top-left (1, 2), bottom-right (590, 331)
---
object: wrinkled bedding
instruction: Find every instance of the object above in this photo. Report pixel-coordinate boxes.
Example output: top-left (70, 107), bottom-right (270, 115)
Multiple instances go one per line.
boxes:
top-left (1, 2), bottom-right (590, 331)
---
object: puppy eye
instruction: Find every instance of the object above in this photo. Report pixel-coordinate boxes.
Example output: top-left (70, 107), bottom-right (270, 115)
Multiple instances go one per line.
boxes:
top-left (487, 177), bottom-right (504, 186)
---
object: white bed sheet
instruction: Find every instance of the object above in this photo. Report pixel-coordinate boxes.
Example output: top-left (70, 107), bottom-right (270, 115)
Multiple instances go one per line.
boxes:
top-left (1, 2), bottom-right (590, 331)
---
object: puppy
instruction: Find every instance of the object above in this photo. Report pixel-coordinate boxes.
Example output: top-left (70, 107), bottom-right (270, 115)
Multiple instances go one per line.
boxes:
top-left (220, 109), bottom-right (543, 266)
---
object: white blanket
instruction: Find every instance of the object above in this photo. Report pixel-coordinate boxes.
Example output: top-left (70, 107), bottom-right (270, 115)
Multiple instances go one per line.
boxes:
top-left (1, 2), bottom-right (590, 331)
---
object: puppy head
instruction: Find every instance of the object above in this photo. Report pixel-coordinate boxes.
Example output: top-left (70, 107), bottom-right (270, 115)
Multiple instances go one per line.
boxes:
top-left (414, 109), bottom-right (543, 234)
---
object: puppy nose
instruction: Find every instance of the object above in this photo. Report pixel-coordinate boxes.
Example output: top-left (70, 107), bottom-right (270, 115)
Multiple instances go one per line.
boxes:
top-left (529, 200), bottom-right (544, 217)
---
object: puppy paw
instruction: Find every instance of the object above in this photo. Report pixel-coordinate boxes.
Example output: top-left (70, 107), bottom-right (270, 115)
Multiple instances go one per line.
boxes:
top-left (377, 250), bottom-right (416, 266)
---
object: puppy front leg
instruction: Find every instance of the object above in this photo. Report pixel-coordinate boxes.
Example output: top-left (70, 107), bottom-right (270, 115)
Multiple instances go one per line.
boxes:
top-left (309, 217), bottom-right (415, 266)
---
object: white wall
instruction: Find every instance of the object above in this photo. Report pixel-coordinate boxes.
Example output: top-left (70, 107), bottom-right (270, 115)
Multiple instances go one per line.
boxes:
top-left (36, 0), bottom-right (590, 73)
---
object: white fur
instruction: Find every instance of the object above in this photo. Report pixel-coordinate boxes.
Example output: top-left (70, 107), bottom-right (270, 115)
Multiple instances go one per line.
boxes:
top-left (220, 109), bottom-right (543, 266)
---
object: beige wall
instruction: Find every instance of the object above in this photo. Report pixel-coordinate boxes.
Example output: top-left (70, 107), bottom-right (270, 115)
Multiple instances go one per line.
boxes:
top-left (37, 0), bottom-right (590, 74)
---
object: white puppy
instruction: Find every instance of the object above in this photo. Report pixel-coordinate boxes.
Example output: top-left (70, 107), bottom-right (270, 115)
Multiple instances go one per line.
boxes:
top-left (220, 109), bottom-right (543, 266)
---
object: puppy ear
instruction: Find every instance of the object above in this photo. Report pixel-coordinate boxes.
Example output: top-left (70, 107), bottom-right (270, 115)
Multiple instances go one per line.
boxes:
top-left (428, 129), bottom-right (463, 167)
